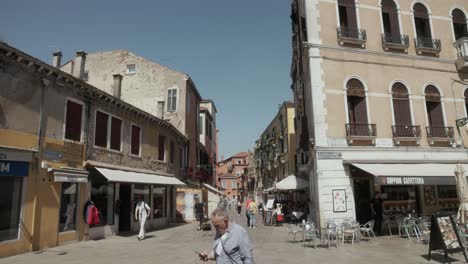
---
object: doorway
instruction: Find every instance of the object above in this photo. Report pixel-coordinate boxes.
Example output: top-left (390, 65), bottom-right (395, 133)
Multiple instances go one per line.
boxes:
top-left (119, 184), bottom-right (131, 232)
top-left (353, 179), bottom-right (372, 224)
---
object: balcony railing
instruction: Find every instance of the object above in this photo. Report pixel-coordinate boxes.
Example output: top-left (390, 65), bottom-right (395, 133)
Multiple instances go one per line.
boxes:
top-left (337, 27), bottom-right (367, 47)
top-left (381, 33), bottom-right (409, 52)
top-left (392, 125), bottom-right (421, 145)
top-left (454, 37), bottom-right (468, 71)
top-left (345, 123), bottom-right (376, 144)
top-left (414, 37), bottom-right (441, 55)
top-left (426, 126), bottom-right (455, 145)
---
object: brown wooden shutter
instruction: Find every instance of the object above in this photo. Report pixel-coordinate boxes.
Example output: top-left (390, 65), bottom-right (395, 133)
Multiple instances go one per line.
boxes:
top-left (392, 83), bottom-right (411, 125)
top-left (382, 0), bottom-right (400, 36)
top-left (95, 111), bottom-right (109, 147)
top-left (110, 117), bottom-right (122, 151)
top-left (413, 3), bottom-right (428, 18)
top-left (453, 9), bottom-right (466, 24)
top-left (158, 135), bottom-right (166, 161)
top-left (65, 100), bottom-right (82, 141)
top-left (354, 97), bottom-right (368, 124)
top-left (426, 102), bottom-right (444, 127)
top-left (131, 125), bottom-right (141, 155)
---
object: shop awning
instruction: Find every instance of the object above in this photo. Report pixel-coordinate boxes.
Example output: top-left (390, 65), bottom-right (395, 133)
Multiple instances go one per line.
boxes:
top-left (202, 183), bottom-right (224, 196)
top-left (52, 167), bottom-right (89, 183)
top-left (275, 175), bottom-right (308, 190)
top-left (95, 167), bottom-right (186, 186)
top-left (351, 163), bottom-right (468, 185)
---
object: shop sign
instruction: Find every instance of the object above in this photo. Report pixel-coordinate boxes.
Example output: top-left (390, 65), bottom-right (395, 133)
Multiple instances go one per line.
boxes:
top-left (43, 149), bottom-right (63, 161)
top-left (317, 152), bottom-right (342, 159)
top-left (0, 161), bottom-right (29, 177)
top-left (54, 175), bottom-right (88, 183)
top-left (384, 177), bottom-right (424, 185)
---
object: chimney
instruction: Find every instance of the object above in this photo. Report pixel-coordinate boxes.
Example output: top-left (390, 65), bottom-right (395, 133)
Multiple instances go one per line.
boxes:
top-left (74, 51), bottom-right (87, 79)
top-left (52, 51), bottom-right (62, 68)
top-left (157, 101), bottom-right (165, 119)
top-left (112, 74), bottom-right (123, 99)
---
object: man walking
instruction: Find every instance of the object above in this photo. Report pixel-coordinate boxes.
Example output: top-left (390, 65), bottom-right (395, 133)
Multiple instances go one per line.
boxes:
top-left (135, 199), bottom-right (150, 241)
top-left (200, 207), bottom-right (253, 264)
top-left (194, 198), bottom-right (205, 230)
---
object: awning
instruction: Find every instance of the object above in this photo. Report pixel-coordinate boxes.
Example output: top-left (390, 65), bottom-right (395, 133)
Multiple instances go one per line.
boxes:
top-left (351, 163), bottom-right (468, 185)
top-left (95, 167), bottom-right (185, 185)
top-left (52, 167), bottom-right (89, 183)
top-left (202, 183), bottom-right (224, 196)
top-left (275, 175), bottom-right (308, 190)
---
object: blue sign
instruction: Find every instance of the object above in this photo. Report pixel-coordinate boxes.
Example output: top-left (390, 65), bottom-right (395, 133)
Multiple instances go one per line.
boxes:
top-left (0, 161), bottom-right (29, 177)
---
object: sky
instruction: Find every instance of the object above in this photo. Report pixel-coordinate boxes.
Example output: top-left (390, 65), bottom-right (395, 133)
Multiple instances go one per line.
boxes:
top-left (1, 0), bottom-right (293, 159)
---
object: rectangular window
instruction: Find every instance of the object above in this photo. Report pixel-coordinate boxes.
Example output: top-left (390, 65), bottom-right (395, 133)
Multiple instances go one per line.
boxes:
top-left (65, 100), bottom-right (83, 141)
top-left (126, 64), bottom-right (136, 74)
top-left (231, 180), bottom-right (236, 189)
top-left (153, 187), bottom-right (167, 218)
top-left (0, 177), bottom-right (23, 242)
top-left (170, 141), bottom-right (175, 164)
top-left (110, 117), bottom-right (122, 151)
top-left (131, 125), bottom-right (141, 156)
top-left (59, 182), bottom-right (77, 232)
top-left (167, 89), bottom-right (177, 112)
top-left (186, 93), bottom-right (191, 113)
top-left (199, 116), bottom-right (203, 135)
top-left (221, 180), bottom-right (227, 189)
top-left (158, 135), bottom-right (166, 161)
top-left (95, 111), bottom-right (109, 147)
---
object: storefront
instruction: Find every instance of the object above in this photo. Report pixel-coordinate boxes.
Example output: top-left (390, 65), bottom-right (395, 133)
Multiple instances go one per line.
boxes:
top-left (86, 165), bottom-right (184, 239)
top-left (350, 163), bottom-right (465, 222)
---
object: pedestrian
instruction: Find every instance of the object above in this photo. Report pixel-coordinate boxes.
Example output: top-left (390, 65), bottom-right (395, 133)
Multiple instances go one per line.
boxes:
top-left (371, 191), bottom-right (384, 236)
top-left (194, 198), bottom-right (205, 230)
top-left (199, 207), bottom-right (253, 264)
top-left (245, 197), bottom-right (252, 226)
top-left (135, 199), bottom-right (150, 241)
top-left (248, 199), bottom-right (257, 228)
top-left (237, 200), bottom-right (242, 216)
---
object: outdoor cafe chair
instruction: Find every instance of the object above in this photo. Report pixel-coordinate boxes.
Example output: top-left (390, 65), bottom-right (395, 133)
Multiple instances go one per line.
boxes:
top-left (341, 221), bottom-right (358, 245)
top-left (302, 223), bottom-right (319, 248)
top-left (382, 214), bottom-right (393, 236)
top-left (360, 220), bottom-right (376, 239)
top-left (400, 217), bottom-right (419, 241)
top-left (417, 222), bottom-right (430, 244)
top-left (321, 221), bottom-right (339, 248)
top-left (286, 224), bottom-right (302, 243)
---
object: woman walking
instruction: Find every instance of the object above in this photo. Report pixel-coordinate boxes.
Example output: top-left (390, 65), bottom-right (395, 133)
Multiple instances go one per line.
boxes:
top-left (248, 199), bottom-right (258, 228)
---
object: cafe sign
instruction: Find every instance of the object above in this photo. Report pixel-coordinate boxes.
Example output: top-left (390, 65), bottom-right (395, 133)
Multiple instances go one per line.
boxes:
top-left (383, 177), bottom-right (424, 185)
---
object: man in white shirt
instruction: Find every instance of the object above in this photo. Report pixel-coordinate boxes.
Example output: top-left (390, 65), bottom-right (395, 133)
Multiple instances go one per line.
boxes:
top-left (135, 199), bottom-right (150, 241)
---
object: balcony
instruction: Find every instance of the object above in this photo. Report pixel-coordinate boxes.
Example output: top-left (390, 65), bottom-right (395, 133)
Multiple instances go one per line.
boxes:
top-left (426, 126), bottom-right (455, 146)
top-left (345, 123), bottom-right (377, 144)
top-left (381, 33), bottom-right (409, 52)
top-left (392, 125), bottom-right (421, 145)
top-left (337, 27), bottom-right (367, 48)
top-left (454, 37), bottom-right (468, 71)
top-left (414, 37), bottom-right (441, 55)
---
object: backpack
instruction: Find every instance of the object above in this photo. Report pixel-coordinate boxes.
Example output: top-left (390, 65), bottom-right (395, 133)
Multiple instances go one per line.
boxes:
top-left (86, 204), bottom-right (100, 225)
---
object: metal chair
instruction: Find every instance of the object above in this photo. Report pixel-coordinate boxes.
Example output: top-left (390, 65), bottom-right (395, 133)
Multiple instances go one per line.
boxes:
top-left (341, 221), bottom-right (358, 245)
top-left (360, 220), bottom-right (376, 238)
top-left (400, 217), bottom-right (419, 241)
top-left (286, 224), bottom-right (302, 242)
top-left (303, 223), bottom-right (319, 248)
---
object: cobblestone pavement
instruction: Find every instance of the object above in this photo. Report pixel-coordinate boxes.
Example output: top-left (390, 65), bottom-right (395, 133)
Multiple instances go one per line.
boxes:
top-left (0, 210), bottom-right (466, 264)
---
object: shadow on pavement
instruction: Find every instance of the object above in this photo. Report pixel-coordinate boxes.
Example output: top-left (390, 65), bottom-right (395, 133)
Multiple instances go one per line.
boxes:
top-left (421, 253), bottom-right (461, 263)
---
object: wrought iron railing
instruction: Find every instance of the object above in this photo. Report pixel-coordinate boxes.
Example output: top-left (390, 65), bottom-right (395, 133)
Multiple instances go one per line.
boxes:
top-left (426, 126), bottom-right (454, 139)
top-left (414, 37), bottom-right (441, 50)
top-left (381, 33), bottom-right (409, 46)
top-left (345, 123), bottom-right (377, 137)
top-left (392, 125), bottom-right (421, 138)
top-left (337, 27), bottom-right (367, 41)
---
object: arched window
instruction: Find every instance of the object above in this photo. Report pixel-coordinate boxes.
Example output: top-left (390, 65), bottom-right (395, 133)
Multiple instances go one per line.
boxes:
top-left (392, 83), bottom-right (411, 125)
top-left (346, 78), bottom-right (370, 136)
top-left (414, 3), bottom-right (431, 39)
top-left (338, 0), bottom-right (358, 29)
top-left (381, 0), bottom-right (400, 41)
top-left (425, 85), bottom-right (445, 134)
top-left (452, 9), bottom-right (468, 40)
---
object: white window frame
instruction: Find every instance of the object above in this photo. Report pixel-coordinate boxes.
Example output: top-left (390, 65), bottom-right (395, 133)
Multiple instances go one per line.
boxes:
top-left (410, 1), bottom-right (434, 41)
top-left (167, 88), bottom-right (178, 112)
top-left (378, 0), bottom-right (403, 37)
top-left (231, 180), bottom-right (236, 190)
top-left (221, 180), bottom-right (227, 189)
top-left (388, 80), bottom-right (415, 126)
top-left (63, 97), bottom-right (85, 143)
top-left (94, 109), bottom-right (123, 152)
top-left (449, 6), bottom-right (468, 42)
top-left (422, 82), bottom-right (447, 127)
top-left (126, 64), bottom-right (136, 74)
top-left (342, 75), bottom-right (372, 124)
top-left (130, 123), bottom-right (142, 157)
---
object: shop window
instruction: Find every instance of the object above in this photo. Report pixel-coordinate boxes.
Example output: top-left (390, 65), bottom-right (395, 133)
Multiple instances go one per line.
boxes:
top-left (338, 0), bottom-right (357, 29)
top-left (131, 125), bottom-right (141, 156)
top-left (381, 0), bottom-right (400, 40)
top-left (59, 182), bottom-right (77, 232)
top-left (64, 100), bottom-right (83, 142)
top-left (425, 85), bottom-right (444, 128)
top-left (452, 9), bottom-right (468, 40)
top-left (158, 135), bottom-right (166, 161)
top-left (95, 111), bottom-right (109, 148)
top-left (110, 117), bottom-right (122, 151)
top-left (170, 141), bottom-right (175, 164)
top-left (413, 3), bottom-right (431, 39)
top-left (392, 83), bottom-right (411, 125)
top-left (90, 172), bottom-right (114, 226)
top-left (152, 187), bottom-right (166, 218)
top-left (0, 177), bottom-right (22, 242)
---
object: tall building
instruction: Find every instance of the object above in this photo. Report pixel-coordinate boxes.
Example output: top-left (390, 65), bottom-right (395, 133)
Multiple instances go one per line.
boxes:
top-left (255, 101), bottom-right (296, 202)
top-left (291, 0), bottom-right (468, 226)
top-left (199, 99), bottom-right (218, 185)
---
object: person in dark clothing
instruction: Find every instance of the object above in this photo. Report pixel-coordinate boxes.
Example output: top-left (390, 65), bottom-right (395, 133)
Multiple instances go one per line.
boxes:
top-left (371, 192), bottom-right (384, 235)
top-left (194, 199), bottom-right (205, 230)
